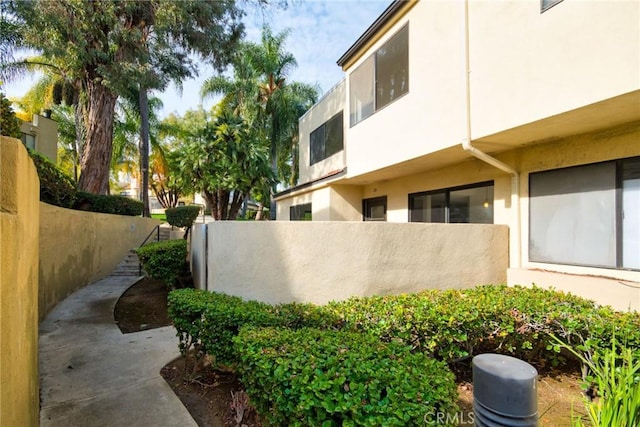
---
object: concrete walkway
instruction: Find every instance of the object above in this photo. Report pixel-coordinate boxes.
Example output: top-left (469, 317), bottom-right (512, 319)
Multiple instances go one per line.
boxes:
top-left (39, 273), bottom-right (197, 426)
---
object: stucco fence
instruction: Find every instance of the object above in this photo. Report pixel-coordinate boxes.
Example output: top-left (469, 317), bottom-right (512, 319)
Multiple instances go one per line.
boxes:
top-left (191, 221), bottom-right (509, 305)
top-left (1, 137), bottom-right (158, 426)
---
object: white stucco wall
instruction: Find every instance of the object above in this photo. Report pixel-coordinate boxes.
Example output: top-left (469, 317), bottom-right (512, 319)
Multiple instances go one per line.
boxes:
top-left (206, 221), bottom-right (509, 305)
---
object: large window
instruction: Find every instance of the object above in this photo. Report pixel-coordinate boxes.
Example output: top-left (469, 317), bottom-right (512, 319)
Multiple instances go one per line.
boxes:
top-left (310, 111), bottom-right (343, 165)
top-left (350, 25), bottom-right (409, 127)
top-left (363, 196), bottom-right (387, 221)
top-left (529, 157), bottom-right (640, 269)
top-left (409, 182), bottom-right (494, 224)
top-left (290, 203), bottom-right (312, 221)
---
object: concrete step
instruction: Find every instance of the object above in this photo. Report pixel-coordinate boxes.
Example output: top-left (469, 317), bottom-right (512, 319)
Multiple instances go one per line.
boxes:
top-left (112, 251), bottom-right (144, 277)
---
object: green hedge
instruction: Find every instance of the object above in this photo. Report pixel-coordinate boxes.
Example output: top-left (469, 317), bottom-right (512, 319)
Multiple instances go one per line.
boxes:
top-left (325, 285), bottom-right (640, 367)
top-left (165, 205), bottom-right (201, 228)
top-left (136, 239), bottom-right (188, 288)
top-left (74, 191), bottom-right (143, 216)
top-left (28, 150), bottom-right (77, 208)
top-left (168, 289), bottom-right (333, 366)
top-left (234, 327), bottom-right (459, 426)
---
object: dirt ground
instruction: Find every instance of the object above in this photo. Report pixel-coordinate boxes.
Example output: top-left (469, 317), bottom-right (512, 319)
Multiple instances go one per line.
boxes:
top-left (114, 280), bottom-right (589, 426)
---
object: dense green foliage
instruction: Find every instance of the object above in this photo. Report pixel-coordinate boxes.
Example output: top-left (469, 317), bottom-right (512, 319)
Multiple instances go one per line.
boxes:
top-left (234, 327), bottom-right (459, 426)
top-left (74, 192), bottom-right (143, 216)
top-left (136, 239), bottom-right (188, 288)
top-left (326, 286), bottom-right (640, 367)
top-left (0, 92), bottom-right (22, 138)
top-left (28, 149), bottom-right (77, 208)
top-left (168, 286), bottom-right (640, 425)
top-left (165, 206), bottom-right (201, 228)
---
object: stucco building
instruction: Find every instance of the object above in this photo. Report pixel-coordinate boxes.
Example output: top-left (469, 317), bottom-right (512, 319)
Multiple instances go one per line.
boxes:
top-left (19, 112), bottom-right (58, 163)
top-left (275, 0), bottom-right (640, 308)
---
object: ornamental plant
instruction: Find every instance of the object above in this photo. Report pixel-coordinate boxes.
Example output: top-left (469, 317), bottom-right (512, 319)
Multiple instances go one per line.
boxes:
top-left (28, 149), bottom-right (77, 208)
top-left (165, 205), bottom-right (201, 240)
top-left (136, 239), bottom-right (188, 288)
top-left (234, 327), bottom-right (459, 426)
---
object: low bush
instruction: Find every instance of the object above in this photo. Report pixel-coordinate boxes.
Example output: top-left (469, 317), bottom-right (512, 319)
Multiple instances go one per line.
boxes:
top-left (74, 191), bottom-right (143, 216)
top-left (168, 290), bottom-right (337, 366)
top-left (136, 239), bottom-right (188, 288)
top-left (325, 285), bottom-right (640, 367)
top-left (234, 327), bottom-right (459, 426)
top-left (165, 205), bottom-right (201, 227)
top-left (28, 150), bottom-right (77, 208)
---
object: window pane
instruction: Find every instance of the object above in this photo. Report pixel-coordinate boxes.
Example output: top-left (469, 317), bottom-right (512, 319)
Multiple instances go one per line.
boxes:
top-left (363, 196), bottom-right (387, 221)
top-left (290, 203), bottom-right (312, 221)
top-left (530, 163), bottom-right (616, 267)
top-left (325, 111), bottom-right (343, 158)
top-left (449, 185), bottom-right (493, 224)
top-left (309, 125), bottom-right (325, 165)
top-left (623, 158), bottom-right (640, 269)
top-left (410, 192), bottom-right (446, 223)
top-left (376, 25), bottom-right (409, 110)
top-left (349, 56), bottom-right (374, 126)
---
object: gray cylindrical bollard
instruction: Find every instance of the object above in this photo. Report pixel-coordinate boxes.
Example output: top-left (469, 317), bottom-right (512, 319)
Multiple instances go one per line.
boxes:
top-left (472, 353), bottom-right (538, 427)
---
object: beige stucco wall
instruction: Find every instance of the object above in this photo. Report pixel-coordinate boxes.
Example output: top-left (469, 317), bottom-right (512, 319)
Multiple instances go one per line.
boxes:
top-left (20, 114), bottom-right (58, 163)
top-left (299, 80), bottom-right (347, 184)
top-left (0, 137), bottom-right (40, 427)
top-left (206, 221), bottom-right (508, 305)
top-left (39, 203), bottom-right (159, 319)
top-left (345, 0), bottom-right (467, 178)
top-left (469, 0), bottom-right (640, 140)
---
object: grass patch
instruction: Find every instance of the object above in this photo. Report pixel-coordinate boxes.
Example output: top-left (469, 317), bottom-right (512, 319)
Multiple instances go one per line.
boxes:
top-left (151, 213), bottom-right (167, 222)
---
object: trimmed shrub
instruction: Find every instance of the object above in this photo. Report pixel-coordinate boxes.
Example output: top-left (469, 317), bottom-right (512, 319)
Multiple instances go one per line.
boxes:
top-left (166, 205), bottom-right (201, 240)
top-left (74, 191), bottom-right (143, 216)
top-left (167, 290), bottom-right (338, 365)
top-left (136, 239), bottom-right (188, 288)
top-left (165, 205), bottom-right (201, 228)
top-left (234, 327), bottom-right (459, 426)
top-left (325, 285), bottom-right (640, 367)
top-left (28, 149), bottom-right (77, 208)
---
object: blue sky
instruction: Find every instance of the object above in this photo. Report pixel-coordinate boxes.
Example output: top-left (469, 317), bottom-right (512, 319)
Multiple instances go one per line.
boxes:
top-left (5, 0), bottom-right (390, 119)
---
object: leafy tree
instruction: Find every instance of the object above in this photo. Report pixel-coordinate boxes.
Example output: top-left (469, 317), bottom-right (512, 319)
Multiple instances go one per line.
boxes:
top-left (201, 26), bottom-right (318, 218)
top-left (0, 92), bottom-right (22, 138)
top-left (5, 0), bottom-right (245, 195)
top-left (171, 106), bottom-right (273, 220)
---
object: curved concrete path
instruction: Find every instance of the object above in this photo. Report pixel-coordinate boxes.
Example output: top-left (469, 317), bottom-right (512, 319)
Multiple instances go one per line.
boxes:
top-left (39, 274), bottom-right (197, 427)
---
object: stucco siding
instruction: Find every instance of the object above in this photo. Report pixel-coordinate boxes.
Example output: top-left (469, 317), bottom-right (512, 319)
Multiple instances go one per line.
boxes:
top-left (39, 203), bottom-right (159, 320)
top-left (1, 137), bottom-right (40, 427)
top-left (206, 221), bottom-right (508, 305)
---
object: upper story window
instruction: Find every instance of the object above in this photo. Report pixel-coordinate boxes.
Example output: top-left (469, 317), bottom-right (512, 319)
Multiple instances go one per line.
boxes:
top-left (310, 111), bottom-right (343, 165)
top-left (350, 24), bottom-right (409, 127)
top-left (541, 0), bottom-right (563, 12)
top-left (409, 182), bottom-right (494, 224)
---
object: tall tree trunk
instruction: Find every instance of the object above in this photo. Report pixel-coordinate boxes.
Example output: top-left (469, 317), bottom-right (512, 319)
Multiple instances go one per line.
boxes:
top-left (139, 85), bottom-right (150, 217)
top-left (78, 81), bottom-right (117, 194)
top-left (269, 111), bottom-right (278, 220)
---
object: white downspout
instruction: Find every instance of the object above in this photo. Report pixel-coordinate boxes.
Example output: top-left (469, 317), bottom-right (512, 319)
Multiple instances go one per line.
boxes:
top-left (462, 0), bottom-right (521, 268)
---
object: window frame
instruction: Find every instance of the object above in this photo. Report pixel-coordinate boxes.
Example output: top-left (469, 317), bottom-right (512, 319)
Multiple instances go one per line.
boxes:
top-left (310, 111), bottom-right (344, 165)
top-left (541, 0), bottom-right (563, 13)
top-left (528, 156), bottom-right (640, 271)
top-left (349, 24), bottom-right (409, 127)
top-left (408, 181), bottom-right (494, 224)
top-left (290, 203), bottom-right (312, 221)
top-left (363, 196), bottom-right (387, 222)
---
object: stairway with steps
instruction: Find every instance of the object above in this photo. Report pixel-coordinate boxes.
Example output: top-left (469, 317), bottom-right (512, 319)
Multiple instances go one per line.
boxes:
top-left (111, 224), bottom-right (174, 277)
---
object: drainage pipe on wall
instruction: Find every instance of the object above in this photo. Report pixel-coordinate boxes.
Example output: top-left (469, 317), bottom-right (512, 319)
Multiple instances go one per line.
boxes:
top-left (462, 0), bottom-right (522, 268)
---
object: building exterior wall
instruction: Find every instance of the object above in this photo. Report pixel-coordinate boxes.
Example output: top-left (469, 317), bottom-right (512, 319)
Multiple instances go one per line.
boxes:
top-left (0, 137), bottom-right (40, 427)
top-left (206, 221), bottom-right (509, 305)
top-left (345, 0), bottom-right (467, 178)
top-left (20, 113), bottom-right (58, 162)
top-left (469, 0), bottom-right (640, 140)
top-left (299, 80), bottom-right (347, 184)
top-left (39, 203), bottom-right (159, 320)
